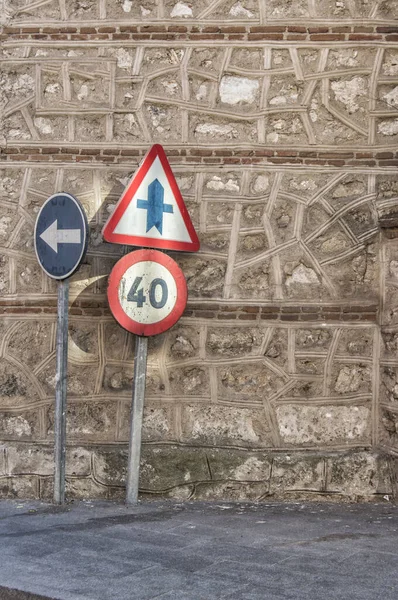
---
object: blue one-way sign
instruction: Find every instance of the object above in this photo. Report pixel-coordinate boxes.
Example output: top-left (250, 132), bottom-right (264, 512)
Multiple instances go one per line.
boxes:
top-left (34, 192), bottom-right (88, 280)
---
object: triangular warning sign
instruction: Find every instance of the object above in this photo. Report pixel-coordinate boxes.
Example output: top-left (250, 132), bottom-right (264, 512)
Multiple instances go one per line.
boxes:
top-left (102, 145), bottom-right (200, 252)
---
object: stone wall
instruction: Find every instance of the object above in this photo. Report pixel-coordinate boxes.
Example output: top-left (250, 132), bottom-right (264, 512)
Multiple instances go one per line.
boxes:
top-left (1, 0), bottom-right (398, 501)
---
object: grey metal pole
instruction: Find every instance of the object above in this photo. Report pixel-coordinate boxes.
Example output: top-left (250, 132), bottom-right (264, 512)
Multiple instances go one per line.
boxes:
top-left (53, 278), bottom-right (69, 504)
top-left (126, 335), bottom-right (148, 505)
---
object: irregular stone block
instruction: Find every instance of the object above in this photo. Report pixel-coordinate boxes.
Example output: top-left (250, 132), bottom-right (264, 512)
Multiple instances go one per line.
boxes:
top-left (167, 326), bottom-right (200, 360)
top-left (326, 452), bottom-right (392, 497)
top-left (232, 261), bottom-right (271, 299)
top-left (194, 480), bottom-right (267, 501)
top-left (207, 202), bottom-right (234, 227)
top-left (191, 117), bottom-right (257, 144)
top-left (270, 455), bottom-right (325, 494)
top-left (269, 75), bottom-right (303, 107)
top-left (15, 260), bottom-right (43, 294)
top-left (0, 359), bottom-right (40, 409)
top-left (103, 364), bottom-right (133, 393)
top-left (0, 446), bottom-right (6, 476)
top-left (66, 447), bottom-right (92, 477)
top-left (241, 203), bottom-right (266, 228)
top-left (218, 363), bottom-right (285, 400)
top-left (66, 477), bottom-right (109, 500)
top-left (0, 168), bottom-right (26, 203)
top-left (333, 364), bottom-right (371, 395)
top-left (200, 232), bottom-right (231, 255)
top-left (276, 404), bottom-right (371, 446)
top-left (169, 366), bottom-right (210, 396)
top-left (7, 444), bottom-right (53, 476)
top-left (337, 328), bottom-right (374, 357)
top-left (219, 76), bottom-right (259, 107)
top-left (206, 327), bottom-right (262, 357)
top-left (207, 448), bottom-right (272, 482)
top-left (39, 361), bottom-right (98, 397)
top-left (7, 321), bottom-right (53, 369)
top-left (177, 257), bottom-right (226, 298)
top-left (68, 322), bottom-right (99, 360)
top-left (0, 475), bottom-right (39, 499)
top-left (104, 322), bottom-right (128, 361)
top-left (144, 103), bottom-right (181, 142)
top-left (0, 411), bottom-right (40, 440)
top-left (1, 68), bottom-right (35, 110)
top-left (0, 254), bottom-right (10, 295)
top-left (189, 48), bottom-right (224, 75)
top-left (331, 76), bottom-right (368, 114)
top-left (238, 233), bottom-right (268, 257)
top-left (75, 115), bottom-right (106, 142)
top-left (92, 447), bottom-right (127, 486)
top-left (181, 405), bottom-right (273, 447)
top-left (231, 49), bottom-right (263, 72)
top-left (140, 445), bottom-right (209, 491)
top-left (47, 401), bottom-right (117, 441)
top-left (118, 402), bottom-right (175, 442)
top-left (380, 408), bottom-right (398, 448)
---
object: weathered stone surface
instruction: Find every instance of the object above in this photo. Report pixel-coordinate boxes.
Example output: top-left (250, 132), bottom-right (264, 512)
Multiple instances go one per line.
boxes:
top-left (219, 76), bottom-right (259, 106)
top-left (296, 329), bottom-right (332, 349)
top-left (276, 405), bottom-right (371, 446)
top-left (92, 447), bottom-right (127, 486)
top-left (207, 328), bottom-right (262, 357)
top-left (119, 402), bottom-right (175, 442)
top-left (66, 447), bottom-right (92, 478)
top-left (39, 361), bottom-right (98, 398)
top-left (140, 446), bottom-right (209, 491)
top-left (170, 367), bottom-right (210, 396)
top-left (7, 322), bottom-right (52, 369)
top-left (47, 402), bottom-right (117, 441)
top-left (181, 405), bottom-right (273, 447)
top-left (66, 477), bottom-right (109, 500)
top-left (1, 5), bottom-right (398, 502)
top-left (0, 411), bottom-right (40, 440)
top-left (232, 262), bottom-right (271, 299)
top-left (0, 446), bottom-right (6, 476)
top-left (333, 365), bottom-right (371, 395)
top-left (168, 327), bottom-right (200, 360)
top-left (326, 452), bottom-right (392, 497)
top-left (0, 475), bottom-right (39, 499)
top-left (178, 257), bottom-right (226, 297)
top-left (381, 367), bottom-right (398, 405)
top-left (219, 364), bottom-right (284, 400)
top-left (270, 455), bottom-right (325, 494)
top-left (207, 449), bottom-right (272, 482)
top-left (380, 409), bottom-right (398, 447)
top-left (0, 360), bottom-right (40, 409)
top-left (206, 174), bottom-right (241, 193)
top-left (194, 481), bottom-right (267, 501)
top-left (7, 444), bottom-right (53, 476)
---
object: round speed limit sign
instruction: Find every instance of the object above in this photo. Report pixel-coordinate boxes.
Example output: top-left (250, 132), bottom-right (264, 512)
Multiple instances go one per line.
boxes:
top-left (107, 249), bottom-right (188, 336)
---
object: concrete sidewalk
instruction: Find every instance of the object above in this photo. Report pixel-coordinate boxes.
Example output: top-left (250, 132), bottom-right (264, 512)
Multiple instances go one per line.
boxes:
top-left (0, 499), bottom-right (397, 600)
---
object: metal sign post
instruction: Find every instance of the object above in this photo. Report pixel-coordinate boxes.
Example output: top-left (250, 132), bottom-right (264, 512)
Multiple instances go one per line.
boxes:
top-left (54, 279), bottom-right (69, 504)
top-left (126, 336), bottom-right (148, 505)
top-left (107, 249), bottom-right (188, 504)
top-left (34, 192), bottom-right (88, 504)
top-left (104, 144), bottom-right (199, 505)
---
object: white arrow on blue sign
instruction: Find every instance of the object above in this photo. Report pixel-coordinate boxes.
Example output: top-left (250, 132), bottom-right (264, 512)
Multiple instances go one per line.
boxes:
top-left (34, 192), bottom-right (88, 280)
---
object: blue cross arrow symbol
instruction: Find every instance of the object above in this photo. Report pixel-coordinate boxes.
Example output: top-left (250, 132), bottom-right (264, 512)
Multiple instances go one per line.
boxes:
top-left (137, 178), bottom-right (173, 235)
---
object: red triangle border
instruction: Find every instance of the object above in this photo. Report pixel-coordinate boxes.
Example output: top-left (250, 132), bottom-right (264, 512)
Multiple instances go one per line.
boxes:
top-left (102, 144), bottom-right (200, 253)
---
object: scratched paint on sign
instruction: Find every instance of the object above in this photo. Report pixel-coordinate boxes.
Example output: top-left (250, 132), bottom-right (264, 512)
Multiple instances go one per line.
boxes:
top-left (118, 261), bottom-right (178, 325)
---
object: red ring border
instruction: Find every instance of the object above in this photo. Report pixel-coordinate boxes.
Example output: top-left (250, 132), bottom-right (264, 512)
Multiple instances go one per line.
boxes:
top-left (107, 249), bottom-right (188, 336)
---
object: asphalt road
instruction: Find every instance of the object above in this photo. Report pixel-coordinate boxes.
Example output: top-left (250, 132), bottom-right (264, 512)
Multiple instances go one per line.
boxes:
top-left (0, 499), bottom-right (397, 600)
